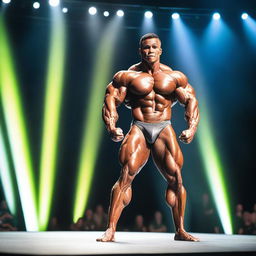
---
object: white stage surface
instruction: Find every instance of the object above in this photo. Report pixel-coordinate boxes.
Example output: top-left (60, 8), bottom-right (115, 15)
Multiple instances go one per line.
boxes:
top-left (0, 231), bottom-right (255, 255)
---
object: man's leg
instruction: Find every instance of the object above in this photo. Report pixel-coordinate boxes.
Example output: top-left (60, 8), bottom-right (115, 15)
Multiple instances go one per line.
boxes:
top-left (97, 125), bottom-right (150, 242)
top-left (151, 125), bottom-right (199, 241)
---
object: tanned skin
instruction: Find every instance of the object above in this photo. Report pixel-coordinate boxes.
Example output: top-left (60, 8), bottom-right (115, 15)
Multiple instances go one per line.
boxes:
top-left (97, 36), bottom-right (200, 242)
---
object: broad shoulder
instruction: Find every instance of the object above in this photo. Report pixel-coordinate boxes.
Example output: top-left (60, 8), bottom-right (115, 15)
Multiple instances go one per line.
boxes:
top-left (164, 70), bottom-right (188, 88)
top-left (112, 70), bottom-right (138, 87)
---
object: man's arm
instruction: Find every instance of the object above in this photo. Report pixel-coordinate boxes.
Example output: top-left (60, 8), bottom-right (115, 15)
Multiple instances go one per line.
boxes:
top-left (172, 71), bottom-right (200, 144)
top-left (102, 71), bottom-right (127, 142)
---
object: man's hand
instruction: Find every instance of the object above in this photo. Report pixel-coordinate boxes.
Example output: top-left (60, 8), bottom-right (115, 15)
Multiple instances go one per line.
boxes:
top-left (110, 127), bottom-right (124, 142)
top-left (179, 129), bottom-right (195, 144)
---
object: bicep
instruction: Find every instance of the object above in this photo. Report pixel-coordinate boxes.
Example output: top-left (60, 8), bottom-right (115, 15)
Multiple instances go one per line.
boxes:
top-left (105, 82), bottom-right (127, 105)
top-left (175, 84), bottom-right (196, 105)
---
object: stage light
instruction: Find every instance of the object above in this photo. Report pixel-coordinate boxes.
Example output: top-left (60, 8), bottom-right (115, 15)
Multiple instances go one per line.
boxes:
top-left (241, 13), bottom-right (248, 20)
top-left (116, 10), bottom-right (124, 17)
top-left (88, 7), bottom-right (97, 15)
top-left (171, 18), bottom-right (233, 234)
top-left (103, 11), bottom-right (109, 17)
top-left (197, 109), bottom-right (233, 234)
top-left (2, 0), bottom-right (11, 4)
top-left (213, 12), bottom-right (221, 20)
top-left (0, 124), bottom-right (16, 215)
top-left (142, 10), bottom-right (156, 35)
top-left (242, 14), bottom-right (256, 49)
top-left (73, 16), bottom-right (123, 222)
top-left (200, 19), bottom-right (236, 234)
top-left (172, 13), bottom-right (180, 20)
top-left (49, 0), bottom-right (59, 7)
top-left (0, 16), bottom-right (38, 231)
top-left (39, 9), bottom-right (66, 231)
top-left (144, 11), bottom-right (153, 19)
top-left (33, 2), bottom-right (40, 9)
top-left (62, 7), bottom-right (68, 13)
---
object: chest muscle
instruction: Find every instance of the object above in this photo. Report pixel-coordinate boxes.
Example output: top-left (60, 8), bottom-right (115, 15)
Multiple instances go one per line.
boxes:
top-left (129, 73), bottom-right (176, 96)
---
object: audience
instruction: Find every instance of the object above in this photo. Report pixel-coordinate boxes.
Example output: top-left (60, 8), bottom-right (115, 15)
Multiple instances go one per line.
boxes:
top-left (93, 204), bottom-right (107, 231)
top-left (70, 217), bottom-right (85, 231)
top-left (83, 209), bottom-right (96, 231)
top-left (0, 200), bottom-right (17, 231)
top-left (132, 214), bottom-right (147, 232)
top-left (234, 204), bottom-right (244, 234)
top-left (48, 217), bottom-right (60, 231)
top-left (68, 201), bottom-right (256, 235)
top-left (200, 193), bottom-right (220, 233)
top-left (148, 211), bottom-right (167, 232)
top-left (1, 198), bottom-right (256, 235)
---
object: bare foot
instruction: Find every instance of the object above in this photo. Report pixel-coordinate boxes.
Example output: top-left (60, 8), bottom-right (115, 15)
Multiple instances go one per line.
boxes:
top-left (174, 230), bottom-right (199, 242)
top-left (96, 228), bottom-right (115, 242)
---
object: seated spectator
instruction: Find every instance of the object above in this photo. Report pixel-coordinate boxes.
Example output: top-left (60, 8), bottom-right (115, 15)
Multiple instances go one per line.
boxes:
top-left (234, 203), bottom-right (244, 234)
top-left (70, 217), bottom-right (85, 231)
top-left (251, 211), bottom-right (256, 235)
top-left (83, 209), bottom-right (96, 231)
top-left (48, 217), bottom-right (60, 231)
top-left (201, 193), bottom-right (219, 233)
top-left (148, 211), bottom-right (167, 232)
top-left (94, 204), bottom-right (107, 231)
top-left (132, 214), bottom-right (147, 232)
top-left (239, 211), bottom-right (254, 235)
top-left (0, 200), bottom-right (17, 231)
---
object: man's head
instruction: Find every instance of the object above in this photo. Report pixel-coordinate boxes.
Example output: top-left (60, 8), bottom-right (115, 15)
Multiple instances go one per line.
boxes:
top-left (154, 211), bottom-right (162, 224)
top-left (139, 33), bottom-right (162, 64)
top-left (139, 33), bottom-right (161, 48)
top-left (135, 214), bottom-right (144, 226)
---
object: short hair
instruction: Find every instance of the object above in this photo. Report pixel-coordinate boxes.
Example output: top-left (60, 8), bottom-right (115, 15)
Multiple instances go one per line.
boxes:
top-left (139, 33), bottom-right (161, 47)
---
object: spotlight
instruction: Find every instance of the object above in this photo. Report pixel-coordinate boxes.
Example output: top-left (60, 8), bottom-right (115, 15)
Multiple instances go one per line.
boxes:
top-left (144, 11), bottom-right (153, 19)
top-left (88, 7), bottom-right (97, 15)
top-left (241, 13), bottom-right (248, 20)
top-left (103, 11), bottom-right (109, 17)
top-left (172, 13), bottom-right (180, 19)
top-left (33, 2), bottom-right (40, 9)
top-left (62, 7), bottom-right (68, 13)
top-left (2, 0), bottom-right (11, 3)
top-left (116, 10), bottom-right (124, 17)
top-left (213, 12), bottom-right (221, 20)
top-left (49, 0), bottom-right (59, 7)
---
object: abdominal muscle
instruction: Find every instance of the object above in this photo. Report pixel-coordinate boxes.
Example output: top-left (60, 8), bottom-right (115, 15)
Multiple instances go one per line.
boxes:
top-left (131, 101), bottom-right (172, 123)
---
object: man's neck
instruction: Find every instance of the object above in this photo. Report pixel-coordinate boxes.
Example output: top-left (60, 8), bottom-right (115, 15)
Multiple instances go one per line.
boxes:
top-left (140, 61), bottom-right (161, 75)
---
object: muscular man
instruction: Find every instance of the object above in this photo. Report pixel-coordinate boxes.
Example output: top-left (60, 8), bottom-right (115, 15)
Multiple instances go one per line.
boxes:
top-left (97, 33), bottom-right (200, 242)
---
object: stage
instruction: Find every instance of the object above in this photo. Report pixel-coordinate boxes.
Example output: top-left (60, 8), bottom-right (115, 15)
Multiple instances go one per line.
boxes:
top-left (0, 232), bottom-right (255, 256)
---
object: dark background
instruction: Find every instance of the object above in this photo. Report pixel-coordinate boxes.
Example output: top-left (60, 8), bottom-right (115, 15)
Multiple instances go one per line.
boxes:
top-left (0, 0), bottom-right (255, 232)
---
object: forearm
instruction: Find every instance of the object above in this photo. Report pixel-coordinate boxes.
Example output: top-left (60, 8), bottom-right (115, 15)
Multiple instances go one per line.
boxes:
top-left (102, 95), bottom-right (119, 132)
top-left (185, 98), bottom-right (199, 132)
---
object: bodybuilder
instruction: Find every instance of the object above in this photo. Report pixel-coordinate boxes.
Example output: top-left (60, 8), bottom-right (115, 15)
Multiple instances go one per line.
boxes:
top-left (97, 33), bottom-right (200, 242)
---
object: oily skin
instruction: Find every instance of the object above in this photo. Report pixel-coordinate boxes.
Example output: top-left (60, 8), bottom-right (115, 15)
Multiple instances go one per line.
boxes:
top-left (97, 37), bottom-right (200, 242)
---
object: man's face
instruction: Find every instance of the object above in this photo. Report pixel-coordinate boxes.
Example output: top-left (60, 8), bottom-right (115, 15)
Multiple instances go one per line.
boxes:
top-left (140, 38), bottom-right (162, 64)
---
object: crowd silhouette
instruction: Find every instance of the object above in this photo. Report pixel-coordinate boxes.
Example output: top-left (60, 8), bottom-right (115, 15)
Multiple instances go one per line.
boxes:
top-left (0, 198), bottom-right (255, 234)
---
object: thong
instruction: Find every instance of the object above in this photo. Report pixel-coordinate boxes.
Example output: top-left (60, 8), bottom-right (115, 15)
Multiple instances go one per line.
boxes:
top-left (133, 120), bottom-right (171, 144)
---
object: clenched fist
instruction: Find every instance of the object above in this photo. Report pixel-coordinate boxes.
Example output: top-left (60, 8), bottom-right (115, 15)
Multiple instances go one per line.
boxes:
top-left (109, 127), bottom-right (124, 142)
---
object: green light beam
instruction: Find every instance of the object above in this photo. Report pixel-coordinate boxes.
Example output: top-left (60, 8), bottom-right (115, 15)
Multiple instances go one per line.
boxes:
top-left (0, 15), bottom-right (38, 231)
top-left (38, 8), bottom-right (66, 231)
top-left (0, 123), bottom-right (16, 215)
top-left (171, 19), bottom-right (233, 234)
top-left (73, 17), bottom-right (122, 222)
top-left (197, 101), bottom-right (233, 234)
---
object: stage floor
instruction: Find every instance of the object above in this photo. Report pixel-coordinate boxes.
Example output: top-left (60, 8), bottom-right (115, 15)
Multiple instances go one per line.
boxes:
top-left (0, 231), bottom-right (255, 255)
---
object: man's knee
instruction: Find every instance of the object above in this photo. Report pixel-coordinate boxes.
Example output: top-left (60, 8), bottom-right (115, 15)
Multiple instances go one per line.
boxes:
top-left (119, 163), bottom-right (138, 187)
